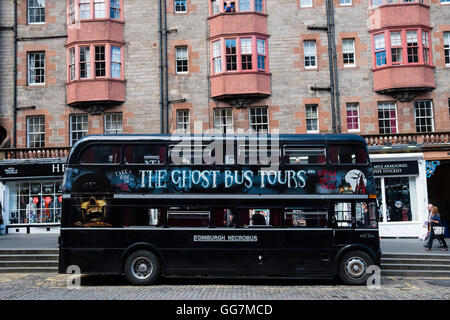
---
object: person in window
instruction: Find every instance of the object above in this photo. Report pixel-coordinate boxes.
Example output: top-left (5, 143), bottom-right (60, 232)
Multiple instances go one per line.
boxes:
top-left (251, 211), bottom-right (266, 226)
top-left (362, 202), bottom-right (370, 227)
top-left (224, 1), bottom-right (235, 12)
top-left (425, 206), bottom-right (448, 252)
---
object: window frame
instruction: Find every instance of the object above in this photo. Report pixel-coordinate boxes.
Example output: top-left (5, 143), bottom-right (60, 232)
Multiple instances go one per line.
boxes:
top-left (175, 46), bottom-right (189, 74)
top-left (305, 104), bottom-right (319, 133)
top-left (444, 32), bottom-right (450, 66)
top-left (212, 40), bottom-right (222, 74)
top-left (374, 33), bottom-right (386, 67)
top-left (79, 46), bottom-right (91, 79)
top-left (303, 40), bottom-right (317, 69)
top-left (110, 0), bottom-right (121, 19)
top-left (79, 0), bottom-right (91, 19)
top-left (27, 51), bottom-right (46, 85)
top-left (346, 103), bottom-right (360, 132)
top-left (213, 108), bottom-right (234, 134)
top-left (174, 0), bottom-right (187, 13)
top-left (342, 38), bottom-right (356, 67)
top-left (94, 45), bottom-right (106, 78)
top-left (70, 114), bottom-right (89, 146)
top-left (104, 112), bottom-right (123, 134)
top-left (378, 102), bottom-right (398, 134)
top-left (414, 100), bottom-right (434, 133)
top-left (94, 0), bottom-right (106, 18)
top-left (111, 46), bottom-right (122, 78)
top-left (28, 0), bottom-right (46, 24)
top-left (27, 116), bottom-right (46, 148)
top-left (300, 0), bottom-right (313, 8)
top-left (340, 0), bottom-right (352, 5)
top-left (225, 39), bottom-right (238, 71)
top-left (176, 109), bottom-right (190, 134)
top-left (249, 107), bottom-right (269, 134)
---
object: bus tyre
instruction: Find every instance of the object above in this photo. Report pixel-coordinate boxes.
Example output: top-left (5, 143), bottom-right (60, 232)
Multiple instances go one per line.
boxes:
top-left (338, 250), bottom-right (373, 285)
top-left (124, 250), bottom-right (160, 286)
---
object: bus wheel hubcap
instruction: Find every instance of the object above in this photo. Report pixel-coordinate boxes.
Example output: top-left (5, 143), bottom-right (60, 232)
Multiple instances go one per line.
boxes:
top-left (345, 258), bottom-right (366, 278)
top-left (131, 257), bottom-right (153, 280)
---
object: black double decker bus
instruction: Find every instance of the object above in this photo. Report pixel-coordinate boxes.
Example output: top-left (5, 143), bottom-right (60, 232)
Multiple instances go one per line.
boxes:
top-left (59, 134), bottom-right (380, 285)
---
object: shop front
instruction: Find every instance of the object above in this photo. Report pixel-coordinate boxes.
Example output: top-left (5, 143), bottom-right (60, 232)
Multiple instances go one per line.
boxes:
top-left (370, 153), bottom-right (428, 238)
top-left (0, 158), bottom-right (66, 234)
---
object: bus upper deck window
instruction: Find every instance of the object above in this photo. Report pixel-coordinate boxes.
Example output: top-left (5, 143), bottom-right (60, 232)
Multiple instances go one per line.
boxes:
top-left (125, 145), bottom-right (166, 164)
top-left (329, 145), bottom-right (368, 164)
top-left (284, 147), bottom-right (326, 164)
top-left (80, 145), bottom-right (121, 164)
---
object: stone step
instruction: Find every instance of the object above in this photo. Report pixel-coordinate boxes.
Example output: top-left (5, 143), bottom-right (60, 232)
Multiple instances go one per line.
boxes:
top-left (381, 257), bottom-right (450, 265)
top-left (381, 269), bottom-right (450, 278)
top-left (0, 261), bottom-right (58, 268)
top-left (382, 253), bottom-right (450, 260)
top-left (0, 267), bottom-right (58, 273)
top-left (0, 254), bottom-right (59, 262)
top-left (381, 263), bottom-right (450, 271)
top-left (0, 249), bottom-right (58, 255)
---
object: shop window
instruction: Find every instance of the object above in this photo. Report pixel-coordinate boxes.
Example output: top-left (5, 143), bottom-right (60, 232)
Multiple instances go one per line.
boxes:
top-left (334, 202), bottom-right (352, 227)
top-left (167, 211), bottom-right (210, 227)
top-left (80, 144), bottom-right (121, 164)
top-left (125, 145), bottom-right (166, 164)
top-left (329, 145), bottom-right (368, 164)
top-left (8, 181), bottom-right (62, 225)
top-left (283, 147), bottom-right (325, 164)
top-left (123, 208), bottom-right (162, 227)
top-left (379, 176), bottom-right (416, 222)
top-left (284, 208), bottom-right (328, 228)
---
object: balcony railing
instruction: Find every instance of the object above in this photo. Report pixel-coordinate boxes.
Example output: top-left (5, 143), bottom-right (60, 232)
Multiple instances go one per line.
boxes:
top-left (362, 132), bottom-right (450, 147)
top-left (0, 147), bottom-right (71, 160)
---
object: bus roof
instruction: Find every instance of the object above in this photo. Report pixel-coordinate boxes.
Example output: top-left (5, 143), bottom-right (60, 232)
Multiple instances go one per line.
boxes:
top-left (71, 133), bottom-right (367, 147)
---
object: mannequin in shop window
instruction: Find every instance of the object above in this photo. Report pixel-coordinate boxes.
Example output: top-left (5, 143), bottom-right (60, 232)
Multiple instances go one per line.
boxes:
top-left (26, 199), bottom-right (37, 224)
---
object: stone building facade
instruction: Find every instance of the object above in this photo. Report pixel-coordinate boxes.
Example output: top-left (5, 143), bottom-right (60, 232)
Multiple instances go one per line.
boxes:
top-left (0, 0), bottom-right (449, 235)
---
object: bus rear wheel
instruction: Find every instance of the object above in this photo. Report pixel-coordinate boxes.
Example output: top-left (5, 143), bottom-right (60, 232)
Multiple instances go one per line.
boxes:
top-left (338, 250), bottom-right (373, 285)
top-left (124, 250), bottom-right (160, 286)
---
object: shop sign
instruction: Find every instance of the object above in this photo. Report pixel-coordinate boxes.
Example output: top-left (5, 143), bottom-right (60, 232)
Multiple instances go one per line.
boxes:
top-left (372, 161), bottom-right (419, 177)
top-left (0, 162), bottom-right (66, 179)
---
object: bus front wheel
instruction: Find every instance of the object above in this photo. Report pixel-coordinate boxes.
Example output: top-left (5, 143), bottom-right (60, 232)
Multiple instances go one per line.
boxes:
top-left (124, 250), bottom-right (161, 286)
top-left (338, 250), bottom-right (373, 285)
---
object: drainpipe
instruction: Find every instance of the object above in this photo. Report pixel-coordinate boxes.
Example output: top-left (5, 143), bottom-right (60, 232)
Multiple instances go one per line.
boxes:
top-left (13, 0), bottom-right (18, 147)
top-left (325, 0), bottom-right (337, 134)
top-left (158, 0), bottom-right (164, 134)
top-left (163, 0), bottom-right (169, 134)
top-left (329, 0), bottom-right (341, 134)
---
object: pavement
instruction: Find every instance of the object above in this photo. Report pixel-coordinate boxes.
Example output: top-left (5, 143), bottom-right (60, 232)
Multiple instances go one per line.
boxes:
top-left (0, 234), bottom-right (448, 301)
top-left (0, 233), bottom-right (448, 254)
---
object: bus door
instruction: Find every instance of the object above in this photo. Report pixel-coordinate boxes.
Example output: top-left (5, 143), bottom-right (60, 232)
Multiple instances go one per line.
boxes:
top-left (332, 202), bottom-right (354, 245)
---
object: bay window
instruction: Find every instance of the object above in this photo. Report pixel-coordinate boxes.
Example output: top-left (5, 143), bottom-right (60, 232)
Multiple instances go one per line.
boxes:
top-left (210, 0), bottom-right (265, 13)
top-left (67, 0), bottom-right (122, 23)
top-left (372, 28), bottom-right (432, 68)
top-left (211, 36), bottom-right (269, 74)
top-left (67, 44), bottom-right (123, 81)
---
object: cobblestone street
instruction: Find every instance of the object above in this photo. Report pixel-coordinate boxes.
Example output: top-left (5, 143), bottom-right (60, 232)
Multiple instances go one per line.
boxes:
top-left (0, 273), bottom-right (448, 300)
